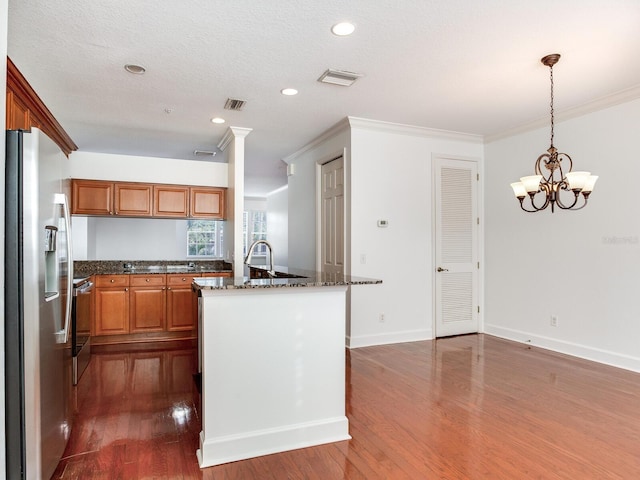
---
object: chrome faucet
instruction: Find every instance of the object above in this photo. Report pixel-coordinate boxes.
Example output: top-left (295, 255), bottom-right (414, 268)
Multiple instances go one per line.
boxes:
top-left (244, 240), bottom-right (275, 277)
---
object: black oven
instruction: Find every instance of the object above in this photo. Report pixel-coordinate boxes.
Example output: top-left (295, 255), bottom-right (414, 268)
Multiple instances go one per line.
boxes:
top-left (72, 276), bottom-right (93, 385)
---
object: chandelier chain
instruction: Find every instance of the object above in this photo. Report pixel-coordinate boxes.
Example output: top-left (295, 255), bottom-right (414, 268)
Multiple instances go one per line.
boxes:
top-left (549, 65), bottom-right (555, 148)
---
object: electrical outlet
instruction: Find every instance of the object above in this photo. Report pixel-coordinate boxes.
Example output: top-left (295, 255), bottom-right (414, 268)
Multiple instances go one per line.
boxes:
top-left (550, 315), bottom-right (558, 327)
top-left (379, 313), bottom-right (385, 323)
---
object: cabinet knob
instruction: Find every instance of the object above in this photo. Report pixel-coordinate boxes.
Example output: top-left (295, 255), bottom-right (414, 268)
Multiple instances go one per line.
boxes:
top-left (110, 279), bottom-right (115, 283)
top-left (125, 288), bottom-right (129, 292)
top-left (182, 277), bottom-right (186, 281)
top-left (146, 278), bottom-right (150, 282)
top-left (167, 287), bottom-right (171, 290)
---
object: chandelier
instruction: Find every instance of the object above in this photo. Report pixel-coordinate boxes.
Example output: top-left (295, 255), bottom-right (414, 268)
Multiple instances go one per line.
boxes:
top-left (510, 54), bottom-right (598, 212)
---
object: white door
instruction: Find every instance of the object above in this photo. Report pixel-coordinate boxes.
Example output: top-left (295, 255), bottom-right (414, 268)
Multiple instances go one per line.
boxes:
top-left (434, 157), bottom-right (479, 337)
top-left (321, 157), bottom-right (344, 275)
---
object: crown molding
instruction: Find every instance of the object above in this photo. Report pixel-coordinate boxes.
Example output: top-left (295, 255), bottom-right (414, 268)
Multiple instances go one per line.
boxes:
top-left (218, 126), bottom-right (253, 151)
top-left (282, 118), bottom-right (351, 164)
top-left (346, 116), bottom-right (484, 143)
top-left (486, 84), bottom-right (640, 144)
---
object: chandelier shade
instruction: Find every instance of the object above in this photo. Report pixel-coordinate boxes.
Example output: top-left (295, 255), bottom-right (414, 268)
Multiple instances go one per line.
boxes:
top-left (510, 54), bottom-right (598, 213)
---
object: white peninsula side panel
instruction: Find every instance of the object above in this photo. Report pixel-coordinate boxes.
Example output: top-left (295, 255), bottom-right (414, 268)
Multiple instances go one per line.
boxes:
top-left (197, 285), bottom-right (351, 468)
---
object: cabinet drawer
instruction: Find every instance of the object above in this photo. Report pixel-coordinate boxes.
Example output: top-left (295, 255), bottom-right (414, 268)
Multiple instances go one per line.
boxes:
top-left (95, 275), bottom-right (130, 288)
top-left (130, 274), bottom-right (166, 287)
top-left (167, 273), bottom-right (201, 286)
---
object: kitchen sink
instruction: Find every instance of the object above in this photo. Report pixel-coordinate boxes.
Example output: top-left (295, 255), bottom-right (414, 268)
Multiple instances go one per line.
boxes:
top-left (248, 266), bottom-right (307, 280)
top-left (166, 265), bottom-right (194, 271)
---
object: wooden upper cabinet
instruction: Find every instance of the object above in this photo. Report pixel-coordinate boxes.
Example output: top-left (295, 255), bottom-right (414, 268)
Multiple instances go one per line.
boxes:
top-left (115, 183), bottom-right (152, 217)
top-left (6, 57), bottom-right (77, 156)
top-left (72, 179), bottom-right (226, 219)
top-left (72, 179), bottom-right (114, 215)
top-left (190, 187), bottom-right (226, 219)
top-left (153, 185), bottom-right (189, 218)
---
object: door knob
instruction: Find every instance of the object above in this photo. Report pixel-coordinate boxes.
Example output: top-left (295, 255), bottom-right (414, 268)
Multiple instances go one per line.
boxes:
top-left (437, 267), bottom-right (449, 272)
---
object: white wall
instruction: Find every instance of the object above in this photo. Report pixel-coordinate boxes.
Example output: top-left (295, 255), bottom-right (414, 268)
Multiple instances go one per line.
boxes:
top-left (69, 151), bottom-right (228, 186)
top-left (348, 119), bottom-right (483, 347)
top-left (69, 151), bottom-right (228, 260)
top-left (485, 97), bottom-right (640, 372)
top-left (85, 217), bottom-right (191, 260)
top-left (286, 120), bottom-right (351, 270)
top-left (286, 117), bottom-right (484, 348)
top-left (266, 186), bottom-right (289, 267)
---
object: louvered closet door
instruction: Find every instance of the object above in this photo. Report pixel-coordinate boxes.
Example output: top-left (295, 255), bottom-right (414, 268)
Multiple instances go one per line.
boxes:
top-left (434, 157), bottom-right (479, 337)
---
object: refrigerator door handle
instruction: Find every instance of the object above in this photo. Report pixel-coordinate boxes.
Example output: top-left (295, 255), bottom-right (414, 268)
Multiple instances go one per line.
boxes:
top-left (54, 193), bottom-right (74, 344)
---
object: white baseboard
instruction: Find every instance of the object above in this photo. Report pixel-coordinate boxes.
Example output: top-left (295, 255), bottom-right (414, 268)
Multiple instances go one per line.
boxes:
top-left (347, 328), bottom-right (433, 349)
top-left (484, 324), bottom-right (640, 373)
top-left (197, 416), bottom-right (350, 468)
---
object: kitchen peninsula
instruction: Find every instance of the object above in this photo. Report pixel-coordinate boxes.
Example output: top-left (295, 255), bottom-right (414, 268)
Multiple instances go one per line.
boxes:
top-left (193, 269), bottom-right (381, 468)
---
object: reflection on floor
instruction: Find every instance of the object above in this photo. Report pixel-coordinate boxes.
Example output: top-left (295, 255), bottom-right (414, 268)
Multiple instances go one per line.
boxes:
top-left (52, 335), bottom-right (640, 479)
top-left (53, 346), bottom-right (203, 479)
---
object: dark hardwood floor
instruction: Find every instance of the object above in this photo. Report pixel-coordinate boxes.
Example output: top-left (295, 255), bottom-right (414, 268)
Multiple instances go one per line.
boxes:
top-left (52, 334), bottom-right (640, 479)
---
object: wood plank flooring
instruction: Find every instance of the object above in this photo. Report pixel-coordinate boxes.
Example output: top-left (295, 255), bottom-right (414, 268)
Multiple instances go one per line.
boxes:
top-left (52, 334), bottom-right (640, 479)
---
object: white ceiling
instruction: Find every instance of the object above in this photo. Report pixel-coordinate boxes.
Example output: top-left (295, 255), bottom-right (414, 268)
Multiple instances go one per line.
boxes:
top-left (7, 0), bottom-right (640, 196)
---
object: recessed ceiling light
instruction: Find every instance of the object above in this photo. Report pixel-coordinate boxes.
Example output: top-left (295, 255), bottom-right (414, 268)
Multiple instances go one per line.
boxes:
top-left (211, 117), bottom-right (226, 124)
top-left (124, 64), bottom-right (146, 75)
top-left (281, 88), bottom-right (298, 96)
top-left (331, 22), bottom-right (355, 36)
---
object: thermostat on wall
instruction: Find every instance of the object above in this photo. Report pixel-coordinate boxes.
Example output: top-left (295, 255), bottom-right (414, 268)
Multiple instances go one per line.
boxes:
top-left (377, 220), bottom-right (388, 228)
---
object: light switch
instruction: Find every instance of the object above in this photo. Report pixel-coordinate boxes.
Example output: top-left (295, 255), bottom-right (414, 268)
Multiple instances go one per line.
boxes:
top-left (377, 219), bottom-right (388, 227)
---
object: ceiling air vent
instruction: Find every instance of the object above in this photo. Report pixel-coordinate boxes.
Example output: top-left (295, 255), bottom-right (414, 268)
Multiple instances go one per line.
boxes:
top-left (317, 69), bottom-right (363, 87)
top-left (224, 98), bottom-right (246, 111)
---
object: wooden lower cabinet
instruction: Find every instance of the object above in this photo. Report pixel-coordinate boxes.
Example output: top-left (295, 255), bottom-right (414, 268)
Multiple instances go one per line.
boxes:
top-left (92, 272), bottom-right (231, 346)
top-left (166, 274), bottom-right (201, 332)
top-left (92, 271), bottom-right (232, 346)
top-left (130, 274), bottom-right (167, 333)
top-left (94, 275), bottom-right (130, 336)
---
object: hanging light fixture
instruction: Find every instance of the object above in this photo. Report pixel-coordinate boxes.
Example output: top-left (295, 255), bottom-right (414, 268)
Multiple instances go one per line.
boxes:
top-left (510, 54), bottom-right (598, 212)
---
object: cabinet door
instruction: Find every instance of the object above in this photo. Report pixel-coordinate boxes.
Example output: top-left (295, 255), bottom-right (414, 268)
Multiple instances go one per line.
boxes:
top-left (166, 274), bottom-right (201, 331)
top-left (115, 183), bottom-right (152, 217)
top-left (153, 185), bottom-right (189, 217)
top-left (190, 187), bottom-right (226, 219)
top-left (94, 287), bottom-right (129, 335)
top-left (72, 179), bottom-right (114, 215)
top-left (130, 287), bottom-right (166, 333)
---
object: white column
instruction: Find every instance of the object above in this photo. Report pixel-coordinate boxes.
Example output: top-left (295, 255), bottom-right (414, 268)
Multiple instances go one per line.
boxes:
top-left (219, 126), bottom-right (252, 277)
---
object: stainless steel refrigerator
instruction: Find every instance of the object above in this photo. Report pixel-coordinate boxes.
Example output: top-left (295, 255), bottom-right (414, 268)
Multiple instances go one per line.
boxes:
top-left (5, 128), bottom-right (74, 480)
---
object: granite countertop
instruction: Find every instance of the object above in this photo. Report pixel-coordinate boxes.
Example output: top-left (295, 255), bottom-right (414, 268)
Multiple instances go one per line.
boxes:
top-left (193, 265), bottom-right (382, 290)
top-left (74, 260), bottom-right (232, 277)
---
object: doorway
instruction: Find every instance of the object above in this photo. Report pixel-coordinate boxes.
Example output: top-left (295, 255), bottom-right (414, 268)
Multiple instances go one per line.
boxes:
top-left (320, 156), bottom-right (345, 275)
top-left (433, 156), bottom-right (480, 337)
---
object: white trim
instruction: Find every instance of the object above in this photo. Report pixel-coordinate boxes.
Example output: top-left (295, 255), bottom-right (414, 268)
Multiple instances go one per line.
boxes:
top-left (197, 417), bottom-right (350, 468)
top-left (218, 126), bottom-right (253, 151)
top-left (347, 116), bottom-right (484, 143)
top-left (484, 325), bottom-right (640, 374)
top-left (485, 84), bottom-right (640, 144)
top-left (347, 328), bottom-right (433, 349)
top-left (283, 118), bottom-right (350, 163)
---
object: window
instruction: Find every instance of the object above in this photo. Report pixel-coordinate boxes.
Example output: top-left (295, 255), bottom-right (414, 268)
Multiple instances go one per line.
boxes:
top-left (243, 210), bottom-right (268, 256)
top-left (187, 220), bottom-right (224, 258)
